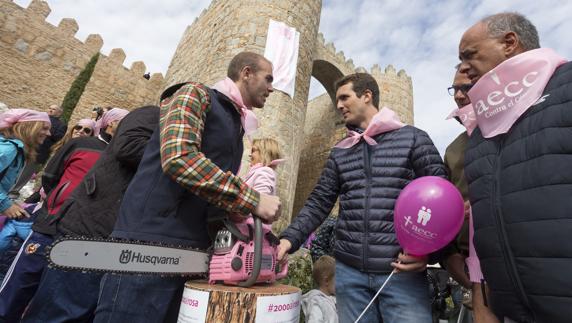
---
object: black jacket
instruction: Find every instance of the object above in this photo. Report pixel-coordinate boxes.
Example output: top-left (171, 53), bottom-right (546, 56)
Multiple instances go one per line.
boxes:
top-left (36, 116), bottom-right (67, 165)
top-left (464, 61), bottom-right (572, 323)
top-left (54, 106), bottom-right (160, 238)
top-left (281, 125), bottom-right (447, 273)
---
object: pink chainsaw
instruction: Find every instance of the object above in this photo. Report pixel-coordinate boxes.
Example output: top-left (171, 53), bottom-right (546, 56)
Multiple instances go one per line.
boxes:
top-left (209, 216), bottom-right (288, 287)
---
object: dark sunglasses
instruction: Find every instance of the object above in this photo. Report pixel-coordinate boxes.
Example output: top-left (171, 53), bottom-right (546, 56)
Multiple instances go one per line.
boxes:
top-left (73, 125), bottom-right (93, 135)
top-left (447, 84), bottom-right (473, 96)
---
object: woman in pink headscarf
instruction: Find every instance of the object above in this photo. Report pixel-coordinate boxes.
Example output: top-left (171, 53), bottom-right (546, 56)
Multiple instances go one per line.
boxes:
top-left (0, 109), bottom-right (51, 251)
top-left (49, 118), bottom-right (96, 154)
top-left (94, 108), bottom-right (129, 143)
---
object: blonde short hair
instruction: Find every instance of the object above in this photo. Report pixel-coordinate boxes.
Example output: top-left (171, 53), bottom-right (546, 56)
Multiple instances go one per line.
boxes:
top-left (252, 138), bottom-right (282, 167)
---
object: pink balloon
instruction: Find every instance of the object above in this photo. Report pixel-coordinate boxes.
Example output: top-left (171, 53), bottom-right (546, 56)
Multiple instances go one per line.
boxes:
top-left (394, 176), bottom-right (464, 256)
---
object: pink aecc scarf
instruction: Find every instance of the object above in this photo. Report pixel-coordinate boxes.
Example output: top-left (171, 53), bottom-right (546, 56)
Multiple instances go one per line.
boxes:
top-left (0, 109), bottom-right (50, 128)
top-left (467, 48), bottom-right (567, 138)
top-left (335, 107), bottom-right (405, 149)
top-left (212, 77), bottom-right (259, 138)
top-left (447, 104), bottom-right (477, 136)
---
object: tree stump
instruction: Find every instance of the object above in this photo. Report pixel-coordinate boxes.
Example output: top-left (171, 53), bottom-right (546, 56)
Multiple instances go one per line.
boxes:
top-left (178, 280), bottom-right (301, 323)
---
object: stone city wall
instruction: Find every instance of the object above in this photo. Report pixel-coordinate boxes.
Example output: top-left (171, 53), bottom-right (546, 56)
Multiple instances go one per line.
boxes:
top-left (0, 0), bottom-right (164, 124)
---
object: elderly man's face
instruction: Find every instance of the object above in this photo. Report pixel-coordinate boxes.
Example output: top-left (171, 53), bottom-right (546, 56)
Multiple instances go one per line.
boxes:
top-left (458, 22), bottom-right (507, 85)
top-left (48, 105), bottom-right (62, 117)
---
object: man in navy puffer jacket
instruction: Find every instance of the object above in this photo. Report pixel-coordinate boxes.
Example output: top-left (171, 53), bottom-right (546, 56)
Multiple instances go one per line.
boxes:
top-left (278, 73), bottom-right (447, 323)
top-left (459, 12), bottom-right (572, 323)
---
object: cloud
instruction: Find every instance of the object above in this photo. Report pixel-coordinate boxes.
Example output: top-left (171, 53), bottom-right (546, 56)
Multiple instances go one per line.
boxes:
top-left (316, 0), bottom-right (572, 153)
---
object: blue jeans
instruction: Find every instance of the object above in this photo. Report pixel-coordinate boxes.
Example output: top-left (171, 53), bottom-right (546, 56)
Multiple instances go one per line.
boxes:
top-left (0, 231), bottom-right (52, 322)
top-left (20, 267), bottom-right (103, 323)
top-left (0, 220), bottom-right (32, 253)
top-left (336, 261), bottom-right (432, 323)
top-left (94, 273), bottom-right (187, 323)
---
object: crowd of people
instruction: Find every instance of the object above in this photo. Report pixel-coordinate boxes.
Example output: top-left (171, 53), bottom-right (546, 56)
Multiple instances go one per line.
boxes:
top-left (0, 10), bottom-right (570, 323)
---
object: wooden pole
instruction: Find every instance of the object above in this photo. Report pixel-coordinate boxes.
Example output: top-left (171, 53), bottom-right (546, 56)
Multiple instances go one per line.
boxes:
top-left (178, 280), bottom-right (301, 323)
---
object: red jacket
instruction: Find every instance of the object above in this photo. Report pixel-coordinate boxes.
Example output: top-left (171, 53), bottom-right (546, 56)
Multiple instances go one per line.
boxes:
top-left (42, 136), bottom-right (107, 215)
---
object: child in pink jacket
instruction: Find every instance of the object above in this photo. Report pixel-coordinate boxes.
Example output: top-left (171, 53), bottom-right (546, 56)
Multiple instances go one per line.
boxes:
top-left (243, 138), bottom-right (283, 196)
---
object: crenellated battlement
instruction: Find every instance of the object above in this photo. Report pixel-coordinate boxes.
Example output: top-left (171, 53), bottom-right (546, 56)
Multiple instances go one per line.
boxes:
top-left (369, 63), bottom-right (412, 82)
top-left (2, 0), bottom-right (163, 79)
top-left (0, 0), bottom-right (165, 118)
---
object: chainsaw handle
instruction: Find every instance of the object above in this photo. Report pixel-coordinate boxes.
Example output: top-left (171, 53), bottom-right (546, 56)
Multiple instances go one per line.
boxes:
top-left (238, 216), bottom-right (263, 287)
top-left (222, 218), bottom-right (249, 242)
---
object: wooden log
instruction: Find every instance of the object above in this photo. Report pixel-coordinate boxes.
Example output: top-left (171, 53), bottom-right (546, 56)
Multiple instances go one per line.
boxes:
top-left (178, 280), bottom-right (301, 323)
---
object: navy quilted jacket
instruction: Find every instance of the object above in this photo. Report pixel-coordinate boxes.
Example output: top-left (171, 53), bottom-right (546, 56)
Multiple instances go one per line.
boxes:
top-left (281, 125), bottom-right (447, 273)
top-left (464, 61), bottom-right (572, 323)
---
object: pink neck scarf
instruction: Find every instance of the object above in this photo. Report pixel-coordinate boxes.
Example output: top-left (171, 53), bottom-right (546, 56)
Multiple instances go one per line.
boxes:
top-left (447, 104), bottom-right (477, 136)
top-left (467, 48), bottom-right (567, 138)
top-left (0, 109), bottom-right (50, 128)
top-left (212, 77), bottom-right (259, 138)
top-left (335, 107), bottom-right (405, 149)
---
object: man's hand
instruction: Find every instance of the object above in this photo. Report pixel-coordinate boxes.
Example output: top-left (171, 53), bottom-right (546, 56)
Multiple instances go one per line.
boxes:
top-left (277, 239), bottom-right (292, 264)
top-left (472, 283), bottom-right (500, 323)
top-left (446, 253), bottom-right (471, 288)
top-left (253, 193), bottom-right (281, 223)
top-left (391, 252), bottom-right (428, 273)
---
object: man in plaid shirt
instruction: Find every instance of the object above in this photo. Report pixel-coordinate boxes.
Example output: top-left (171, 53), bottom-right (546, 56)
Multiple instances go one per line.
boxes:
top-left (70, 52), bottom-right (278, 323)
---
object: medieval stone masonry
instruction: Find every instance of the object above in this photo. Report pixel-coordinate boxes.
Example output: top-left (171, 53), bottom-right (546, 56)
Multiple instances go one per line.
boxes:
top-left (0, 0), bottom-right (413, 231)
top-left (0, 0), bottom-right (164, 126)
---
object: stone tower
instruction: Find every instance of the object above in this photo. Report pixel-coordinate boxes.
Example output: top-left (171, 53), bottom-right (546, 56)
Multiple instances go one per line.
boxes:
top-left (165, 0), bottom-right (414, 231)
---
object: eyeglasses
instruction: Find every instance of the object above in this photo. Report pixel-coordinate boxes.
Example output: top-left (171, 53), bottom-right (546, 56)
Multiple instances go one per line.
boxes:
top-left (447, 84), bottom-right (473, 96)
top-left (73, 125), bottom-right (93, 135)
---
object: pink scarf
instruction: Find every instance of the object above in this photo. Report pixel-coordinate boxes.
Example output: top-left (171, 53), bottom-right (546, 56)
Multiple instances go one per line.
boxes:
top-left (335, 107), bottom-right (405, 149)
top-left (212, 77), bottom-right (259, 138)
top-left (467, 48), bottom-right (567, 138)
top-left (446, 104), bottom-right (477, 136)
top-left (95, 108), bottom-right (129, 135)
top-left (77, 118), bottom-right (96, 130)
top-left (0, 109), bottom-right (51, 128)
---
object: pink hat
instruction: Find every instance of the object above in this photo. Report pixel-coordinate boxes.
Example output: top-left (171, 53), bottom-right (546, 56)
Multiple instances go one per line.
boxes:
top-left (94, 108), bottom-right (129, 135)
top-left (0, 109), bottom-right (51, 129)
top-left (76, 118), bottom-right (96, 130)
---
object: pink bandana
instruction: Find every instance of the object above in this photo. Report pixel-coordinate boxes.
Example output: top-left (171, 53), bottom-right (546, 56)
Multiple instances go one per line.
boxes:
top-left (212, 77), bottom-right (259, 139)
top-left (95, 108), bottom-right (129, 135)
top-left (446, 104), bottom-right (477, 136)
top-left (335, 107), bottom-right (405, 149)
top-left (77, 118), bottom-right (96, 130)
top-left (0, 109), bottom-right (51, 128)
top-left (467, 48), bottom-right (567, 138)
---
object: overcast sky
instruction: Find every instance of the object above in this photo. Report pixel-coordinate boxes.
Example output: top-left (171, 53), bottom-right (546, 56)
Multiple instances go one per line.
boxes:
top-left (13, 0), bottom-right (572, 154)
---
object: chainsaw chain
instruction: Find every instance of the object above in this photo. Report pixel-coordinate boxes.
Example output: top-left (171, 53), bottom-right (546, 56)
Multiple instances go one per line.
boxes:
top-left (46, 236), bottom-right (211, 278)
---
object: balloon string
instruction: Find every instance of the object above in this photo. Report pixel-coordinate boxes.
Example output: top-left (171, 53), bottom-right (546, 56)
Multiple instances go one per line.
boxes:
top-left (354, 268), bottom-right (397, 323)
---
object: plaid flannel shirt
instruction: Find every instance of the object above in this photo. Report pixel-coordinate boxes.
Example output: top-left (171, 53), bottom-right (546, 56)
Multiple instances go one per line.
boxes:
top-left (159, 82), bottom-right (259, 215)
